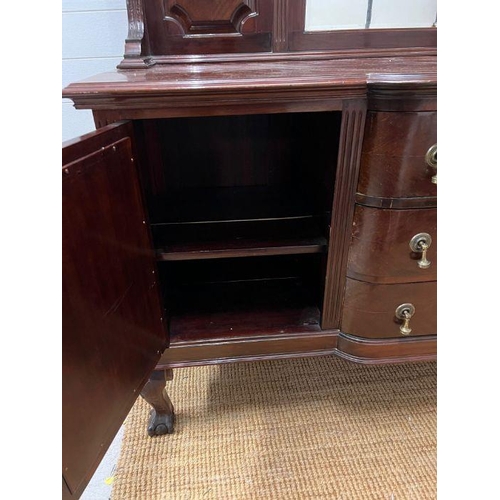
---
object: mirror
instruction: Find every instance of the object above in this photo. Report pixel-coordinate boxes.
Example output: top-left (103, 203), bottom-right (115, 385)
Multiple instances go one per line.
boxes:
top-left (305, 0), bottom-right (437, 31)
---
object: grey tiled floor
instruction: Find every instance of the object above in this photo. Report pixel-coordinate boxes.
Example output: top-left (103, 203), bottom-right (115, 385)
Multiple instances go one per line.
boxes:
top-left (81, 426), bottom-right (124, 500)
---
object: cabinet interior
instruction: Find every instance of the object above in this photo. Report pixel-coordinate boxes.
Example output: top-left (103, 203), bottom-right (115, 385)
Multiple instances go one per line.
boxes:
top-left (135, 111), bottom-right (342, 342)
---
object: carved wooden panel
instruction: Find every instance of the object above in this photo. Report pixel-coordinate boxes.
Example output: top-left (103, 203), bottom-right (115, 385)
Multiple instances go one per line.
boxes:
top-left (165, 0), bottom-right (257, 35)
top-left (144, 0), bottom-right (273, 55)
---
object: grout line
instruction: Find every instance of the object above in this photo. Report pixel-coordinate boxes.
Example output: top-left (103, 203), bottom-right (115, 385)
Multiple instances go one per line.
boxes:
top-left (62, 9), bottom-right (126, 14)
top-left (365, 0), bottom-right (374, 29)
top-left (62, 56), bottom-right (122, 61)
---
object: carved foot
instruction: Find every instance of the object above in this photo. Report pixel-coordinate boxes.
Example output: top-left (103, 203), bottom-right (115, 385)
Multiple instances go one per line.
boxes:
top-left (140, 369), bottom-right (175, 437)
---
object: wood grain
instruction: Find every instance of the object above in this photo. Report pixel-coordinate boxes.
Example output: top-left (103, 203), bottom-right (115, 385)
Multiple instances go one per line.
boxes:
top-left (143, 0), bottom-right (272, 56)
top-left (63, 57), bottom-right (436, 119)
top-left (158, 330), bottom-right (339, 369)
top-left (273, 0), bottom-right (288, 52)
top-left (355, 194), bottom-right (437, 209)
top-left (118, 0), bottom-right (150, 69)
top-left (322, 99), bottom-right (367, 329)
top-left (62, 4), bottom-right (438, 483)
top-left (152, 216), bottom-right (328, 259)
top-left (289, 28), bottom-right (436, 54)
top-left (156, 237), bottom-right (327, 261)
top-left (347, 205), bottom-right (437, 283)
top-left (335, 332), bottom-right (436, 364)
top-left (115, 0), bottom-right (436, 65)
top-left (358, 111), bottom-right (437, 200)
top-left (62, 122), bottom-right (166, 497)
top-left (361, 111), bottom-right (437, 155)
top-left (367, 74), bottom-right (437, 111)
top-left (341, 278), bottom-right (436, 339)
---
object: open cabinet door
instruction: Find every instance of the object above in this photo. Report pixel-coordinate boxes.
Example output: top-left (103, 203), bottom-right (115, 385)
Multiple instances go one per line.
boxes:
top-left (62, 122), bottom-right (167, 499)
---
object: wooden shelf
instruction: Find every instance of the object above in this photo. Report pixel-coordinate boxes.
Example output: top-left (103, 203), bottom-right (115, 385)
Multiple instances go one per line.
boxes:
top-left (170, 305), bottom-right (322, 346)
top-left (157, 236), bottom-right (327, 261)
top-left (153, 215), bottom-right (328, 261)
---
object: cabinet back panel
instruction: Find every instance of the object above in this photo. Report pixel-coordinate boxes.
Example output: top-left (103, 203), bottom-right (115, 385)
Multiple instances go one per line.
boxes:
top-left (159, 254), bottom-right (322, 286)
top-left (138, 112), bottom-right (341, 223)
top-left (158, 255), bottom-right (324, 342)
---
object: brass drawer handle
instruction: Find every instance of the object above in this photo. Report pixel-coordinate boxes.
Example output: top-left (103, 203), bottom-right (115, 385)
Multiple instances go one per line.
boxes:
top-left (425, 144), bottom-right (437, 185)
top-left (395, 303), bottom-right (416, 336)
top-left (409, 232), bottom-right (432, 269)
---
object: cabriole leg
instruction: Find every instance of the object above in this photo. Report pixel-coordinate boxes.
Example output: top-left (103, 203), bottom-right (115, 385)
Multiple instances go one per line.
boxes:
top-left (140, 369), bottom-right (175, 437)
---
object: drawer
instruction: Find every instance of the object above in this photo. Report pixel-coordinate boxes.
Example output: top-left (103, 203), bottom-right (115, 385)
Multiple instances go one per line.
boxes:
top-left (348, 205), bottom-right (436, 283)
top-left (341, 279), bottom-right (436, 339)
top-left (358, 111), bottom-right (437, 200)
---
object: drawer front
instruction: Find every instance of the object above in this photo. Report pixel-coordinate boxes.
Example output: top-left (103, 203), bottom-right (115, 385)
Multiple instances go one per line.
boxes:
top-left (348, 206), bottom-right (436, 283)
top-left (342, 279), bottom-right (436, 339)
top-left (358, 111), bottom-right (437, 200)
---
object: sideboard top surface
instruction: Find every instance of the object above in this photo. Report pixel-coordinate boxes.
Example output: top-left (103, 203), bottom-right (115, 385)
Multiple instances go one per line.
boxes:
top-left (63, 56), bottom-right (436, 109)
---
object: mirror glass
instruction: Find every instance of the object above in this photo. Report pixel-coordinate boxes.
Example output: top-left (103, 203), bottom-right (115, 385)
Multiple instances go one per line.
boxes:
top-left (305, 0), bottom-right (437, 31)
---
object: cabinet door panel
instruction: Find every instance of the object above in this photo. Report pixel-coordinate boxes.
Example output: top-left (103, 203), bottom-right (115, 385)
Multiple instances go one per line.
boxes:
top-left (62, 122), bottom-right (166, 498)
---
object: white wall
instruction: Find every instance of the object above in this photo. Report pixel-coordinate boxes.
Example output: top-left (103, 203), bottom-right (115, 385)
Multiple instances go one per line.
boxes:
top-left (62, 0), bottom-right (127, 142)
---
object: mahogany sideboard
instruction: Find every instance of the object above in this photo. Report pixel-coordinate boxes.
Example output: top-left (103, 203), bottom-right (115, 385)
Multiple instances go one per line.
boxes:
top-left (62, 2), bottom-right (436, 497)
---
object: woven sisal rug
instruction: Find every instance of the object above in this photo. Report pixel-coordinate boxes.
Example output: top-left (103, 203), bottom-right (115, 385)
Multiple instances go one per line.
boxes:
top-left (111, 356), bottom-right (436, 500)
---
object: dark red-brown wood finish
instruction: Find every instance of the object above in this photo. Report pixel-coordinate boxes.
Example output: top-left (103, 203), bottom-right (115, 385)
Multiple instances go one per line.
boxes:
top-left (63, 76), bottom-right (437, 383)
top-left (62, 123), bottom-right (167, 498)
top-left (63, 2), bottom-right (437, 496)
top-left (335, 333), bottom-right (436, 364)
top-left (341, 279), bottom-right (437, 339)
top-left (65, 57), bottom-right (436, 118)
top-left (348, 206), bottom-right (437, 283)
top-left (321, 99), bottom-right (366, 329)
top-left (358, 111), bottom-right (437, 200)
top-left (143, 0), bottom-right (273, 56)
top-left (338, 75), bottom-right (437, 366)
top-left (117, 0), bottom-right (436, 68)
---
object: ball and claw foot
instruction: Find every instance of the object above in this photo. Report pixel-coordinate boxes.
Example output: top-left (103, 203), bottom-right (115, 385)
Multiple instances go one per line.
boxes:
top-left (147, 409), bottom-right (175, 437)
